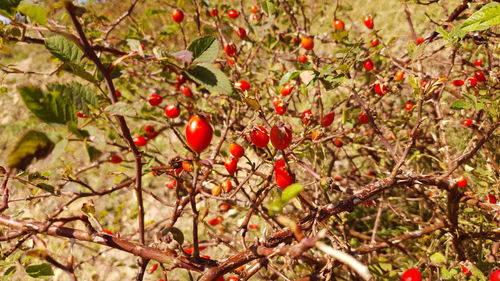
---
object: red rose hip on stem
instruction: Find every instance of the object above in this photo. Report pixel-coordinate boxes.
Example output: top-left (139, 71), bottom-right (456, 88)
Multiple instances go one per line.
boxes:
top-left (333, 139), bottom-right (343, 148)
top-left (185, 115), bottom-right (213, 152)
top-left (273, 97), bottom-right (287, 115)
top-left (404, 101), bottom-right (415, 111)
top-left (456, 176), bottom-right (467, 188)
top-left (133, 136), bottom-right (148, 147)
top-left (364, 59), bottom-right (374, 71)
top-left (234, 80), bottom-right (250, 91)
top-left (171, 9), bottom-right (184, 23)
top-left (164, 104), bottom-right (180, 118)
top-left (227, 9), bottom-right (239, 18)
top-left (452, 80), bottom-right (464, 87)
top-left (333, 19), bottom-right (345, 30)
top-left (301, 37), bottom-right (314, 50)
top-left (270, 122), bottom-right (293, 150)
top-left (298, 54), bottom-right (308, 63)
top-left (250, 126), bottom-right (269, 147)
top-left (474, 70), bottom-right (486, 82)
top-left (401, 268), bottom-right (422, 281)
top-left (490, 270), bottom-right (500, 281)
top-left (236, 27), bottom-right (247, 39)
top-left (209, 8), bottom-right (218, 17)
top-left (148, 94), bottom-right (163, 106)
top-left (369, 37), bottom-right (380, 47)
top-left (461, 119), bottom-right (472, 127)
top-left (229, 143), bottom-right (244, 158)
top-left (109, 155), bottom-right (123, 164)
top-left (474, 59), bottom-right (483, 66)
top-left (320, 112), bottom-right (335, 127)
top-left (416, 37), bottom-right (425, 45)
top-left (225, 44), bottom-right (237, 57)
top-left (280, 82), bottom-right (294, 96)
top-left (358, 111), bottom-right (369, 124)
top-left (224, 156), bottom-right (238, 175)
top-left (363, 15), bottom-right (374, 29)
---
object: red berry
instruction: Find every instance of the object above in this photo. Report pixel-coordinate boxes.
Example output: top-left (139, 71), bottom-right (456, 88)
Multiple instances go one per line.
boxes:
top-left (358, 111), bottom-right (369, 124)
top-left (185, 115), bottom-right (213, 152)
top-left (225, 44), bottom-right (237, 57)
top-left (373, 83), bottom-right (388, 96)
top-left (333, 19), bottom-right (345, 30)
top-left (133, 136), bottom-right (148, 147)
top-left (219, 203), bottom-right (231, 212)
top-left (301, 110), bottom-right (313, 126)
top-left (165, 178), bottom-right (177, 189)
top-left (180, 85), bottom-right (193, 97)
top-left (114, 90), bottom-right (122, 98)
top-left (147, 263), bottom-right (158, 274)
top-left (298, 55), bottom-right (308, 63)
top-left (363, 15), bottom-right (374, 29)
top-left (404, 101), bottom-right (415, 111)
top-left (227, 9), bottom-right (239, 18)
top-left (224, 156), bottom-right (238, 175)
top-left (76, 111), bottom-right (88, 118)
top-left (250, 126), bottom-right (269, 148)
top-left (452, 79), bottom-right (464, 87)
top-left (364, 59), bottom-right (374, 71)
top-left (248, 224), bottom-right (259, 230)
top-left (109, 155), bottom-right (123, 164)
top-left (301, 37), bottom-right (314, 50)
top-left (474, 59), bottom-right (483, 66)
top-left (164, 104), bottom-right (181, 118)
top-left (467, 77), bottom-right (477, 87)
top-left (456, 176), bottom-right (467, 188)
top-left (234, 80), bottom-right (250, 91)
top-left (485, 194), bottom-right (497, 204)
top-left (148, 94), bottom-right (163, 106)
top-left (144, 125), bottom-right (159, 139)
top-left (401, 268), bottom-right (422, 281)
top-left (274, 159), bottom-right (294, 189)
top-left (250, 5), bottom-right (259, 13)
top-left (236, 27), bottom-right (247, 39)
top-left (227, 58), bottom-right (235, 67)
top-left (490, 270), bottom-right (500, 281)
top-left (394, 71), bottom-right (405, 81)
top-left (416, 37), bottom-right (425, 45)
top-left (208, 216), bottom-right (223, 226)
top-left (270, 122), bottom-right (293, 150)
top-left (369, 37), bottom-right (380, 47)
top-left (273, 97), bottom-right (287, 115)
top-left (333, 139), bottom-right (343, 148)
top-left (221, 179), bottom-right (233, 193)
top-left (229, 143), bottom-right (244, 158)
top-left (171, 9), bottom-right (184, 23)
top-left (227, 277), bottom-right (239, 281)
top-left (461, 119), bottom-right (472, 127)
top-left (176, 74), bottom-right (186, 84)
top-left (461, 265), bottom-right (472, 276)
top-left (209, 8), bottom-right (218, 17)
top-left (280, 82), bottom-right (294, 96)
top-left (320, 112), bottom-right (335, 127)
top-left (473, 70), bottom-right (486, 82)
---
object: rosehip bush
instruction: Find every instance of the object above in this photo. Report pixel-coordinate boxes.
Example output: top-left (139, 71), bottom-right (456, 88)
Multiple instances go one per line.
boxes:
top-left (0, 1), bottom-right (498, 281)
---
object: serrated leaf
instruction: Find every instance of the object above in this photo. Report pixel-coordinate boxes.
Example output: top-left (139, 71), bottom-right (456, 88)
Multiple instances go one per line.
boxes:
top-left (19, 85), bottom-right (76, 124)
top-left (187, 36), bottom-right (219, 63)
top-left (62, 63), bottom-right (98, 83)
top-left (36, 183), bottom-right (59, 195)
top-left (85, 143), bottom-right (102, 162)
top-left (281, 183), bottom-right (304, 203)
top-left (47, 82), bottom-right (97, 115)
top-left (25, 263), bottom-right (53, 279)
top-left (0, 0), bottom-right (20, 15)
top-left (45, 35), bottom-right (83, 63)
top-left (126, 39), bottom-right (144, 56)
top-left (7, 130), bottom-right (55, 170)
top-left (17, 5), bottom-right (48, 25)
top-left (152, 46), bottom-right (169, 59)
top-left (186, 63), bottom-right (235, 98)
top-left (160, 227), bottom-right (184, 245)
top-left (280, 70), bottom-right (302, 86)
top-left (459, 2), bottom-right (500, 32)
top-left (430, 252), bottom-right (446, 264)
top-left (450, 99), bottom-right (471, 110)
top-left (104, 101), bottom-right (136, 116)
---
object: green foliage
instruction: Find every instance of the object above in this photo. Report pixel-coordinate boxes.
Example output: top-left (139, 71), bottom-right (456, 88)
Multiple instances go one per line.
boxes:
top-left (0, 0), bottom-right (20, 16)
top-left (187, 36), bottom-right (219, 63)
top-left (46, 82), bottom-right (98, 115)
top-left (18, 85), bottom-right (75, 124)
top-left (25, 263), bottom-right (53, 279)
top-left (269, 183), bottom-right (304, 215)
top-left (44, 35), bottom-right (84, 63)
top-left (7, 130), bottom-right (55, 170)
top-left (16, 5), bottom-right (48, 25)
top-left (186, 63), bottom-right (235, 98)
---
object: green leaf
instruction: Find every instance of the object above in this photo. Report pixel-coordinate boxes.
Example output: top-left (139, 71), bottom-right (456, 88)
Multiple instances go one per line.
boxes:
top-left (0, 0), bottom-right (20, 15)
top-left (3, 266), bottom-right (16, 278)
top-left (7, 130), bottom-right (55, 170)
top-left (19, 85), bottom-right (76, 124)
top-left (36, 183), bottom-right (60, 195)
top-left (62, 63), bottom-right (98, 83)
top-left (17, 5), bottom-right (48, 25)
top-left (160, 227), bottom-right (184, 245)
top-left (281, 183), bottom-right (304, 203)
top-left (430, 252), bottom-right (446, 264)
top-left (47, 82), bottom-right (97, 115)
top-left (126, 39), bottom-right (144, 56)
top-left (25, 263), bottom-right (53, 279)
top-left (459, 2), bottom-right (500, 32)
top-left (104, 101), bottom-right (136, 116)
top-left (262, 1), bottom-right (276, 16)
top-left (45, 35), bottom-right (83, 63)
top-left (152, 46), bottom-right (169, 59)
top-left (450, 99), bottom-right (471, 110)
top-left (186, 63), bottom-right (235, 98)
top-left (187, 36), bottom-right (219, 63)
top-left (67, 121), bottom-right (90, 138)
top-left (280, 70), bottom-right (302, 86)
top-left (268, 200), bottom-right (283, 216)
